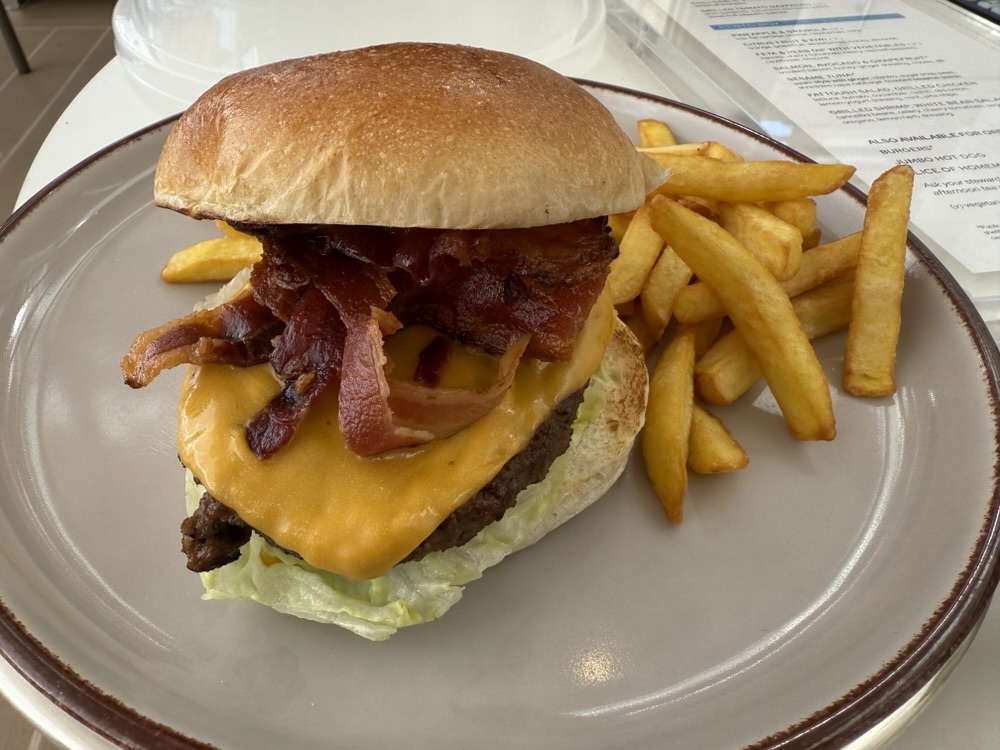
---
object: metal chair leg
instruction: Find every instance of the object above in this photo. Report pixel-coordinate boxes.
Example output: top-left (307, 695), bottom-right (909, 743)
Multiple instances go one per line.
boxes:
top-left (0, 5), bottom-right (30, 74)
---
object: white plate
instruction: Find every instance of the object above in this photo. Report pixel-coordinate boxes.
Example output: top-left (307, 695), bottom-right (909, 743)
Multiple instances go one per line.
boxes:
top-left (1, 84), bottom-right (998, 750)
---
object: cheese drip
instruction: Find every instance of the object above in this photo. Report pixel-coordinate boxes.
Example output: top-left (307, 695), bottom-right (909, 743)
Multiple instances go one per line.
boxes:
top-left (177, 290), bottom-right (615, 580)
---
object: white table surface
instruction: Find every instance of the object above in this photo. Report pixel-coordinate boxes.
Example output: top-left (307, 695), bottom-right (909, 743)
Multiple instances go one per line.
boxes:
top-left (9, 31), bottom-right (999, 750)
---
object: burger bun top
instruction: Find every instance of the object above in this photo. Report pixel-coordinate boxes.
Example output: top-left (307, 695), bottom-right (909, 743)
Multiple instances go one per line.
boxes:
top-left (153, 42), bottom-right (663, 229)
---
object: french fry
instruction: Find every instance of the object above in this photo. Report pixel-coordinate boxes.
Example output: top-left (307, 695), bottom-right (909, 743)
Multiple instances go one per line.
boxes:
top-left (676, 196), bottom-right (720, 221)
top-left (753, 278), bottom-right (852, 399)
top-left (650, 195), bottom-right (835, 440)
top-left (639, 244), bottom-right (693, 340)
top-left (607, 211), bottom-right (634, 246)
top-left (801, 227), bottom-right (822, 250)
top-left (673, 231), bottom-right (862, 323)
top-left (672, 281), bottom-right (726, 324)
top-left (693, 327), bottom-right (761, 406)
top-left (639, 142), bottom-right (712, 159)
top-left (717, 201), bottom-right (804, 280)
top-left (688, 402), bottom-right (749, 474)
top-left (640, 141), bottom-right (743, 163)
top-left (764, 199), bottom-right (821, 249)
top-left (618, 118), bottom-right (913, 527)
top-left (762, 198), bottom-right (817, 243)
top-left (214, 219), bottom-right (250, 238)
top-left (160, 235), bottom-right (263, 283)
top-left (844, 165), bottom-right (913, 396)
top-left (643, 324), bottom-right (697, 523)
top-left (616, 302), bottom-right (637, 320)
top-left (782, 231), bottom-right (862, 298)
top-left (608, 203), bottom-right (665, 305)
top-left (649, 155), bottom-right (856, 202)
top-left (695, 278), bottom-right (854, 405)
top-left (693, 317), bottom-right (725, 358)
top-left (703, 141), bottom-right (744, 163)
top-left (622, 308), bottom-right (658, 355)
top-left (794, 277), bottom-right (856, 339)
top-left (637, 118), bottom-right (677, 147)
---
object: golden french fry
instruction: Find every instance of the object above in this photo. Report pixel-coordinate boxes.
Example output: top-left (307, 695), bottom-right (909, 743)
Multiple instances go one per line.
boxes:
top-left (622, 117), bottom-right (910, 528)
top-left (693, 317), bottom-right (724, 359)
top-left (695, 278), bottom-right (853, 405)
top-left (607, 211), bottom-right (634, 246)
top-left (615, 299), bottom-right (637, 318)
top-left (622, 309), bottom-right (658, 355)
top-left (688, 402), bottom-right (749, 474)
top-left (643, 324), bottom-right (697, 523)
top-left (639, 142), bottom-right (712, 159)
top-left (160, 235), bottom-right (263, 283)
top-left (676, 196), bottom-right (719, 221)
top-left (794, 277), bottom-right (855, 339)
top-left (672, 281), bottom-right (725, 324)
top-left (213, 219), bottom-right (251, 238)
top-left (673, 231), bottom-right (862, 324)
top-left (762, 198), bottom-right (816, 240)
top-left (608, 203), bottom-right (665, 305)
top-left (693, 327), bottom-right (761, 406)
top-left (637, 118), bottom-right (677, 147)
top-left (639, 244), bottom-right (693, 340)
top-left (801, 227), bottom-right (822, 250)
top-left (844, 165), bottom-right (913, 396)
top-left (765, 198), bottom-right (821, 248)
top-left (650, 195), bottom-right (835, 440)
top-left (703, 141), bottom-right (743, 163)
top-left (641, 141), bottom-right (743, 163)
top-left (782, 231), bottom-right (861, 298)
top-left (717, 201), bottom-right (804, 280)
top-left (650, 155), bottom-right (856, 202)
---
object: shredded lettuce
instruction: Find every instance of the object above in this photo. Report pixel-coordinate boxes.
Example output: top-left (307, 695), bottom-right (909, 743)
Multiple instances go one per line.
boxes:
top-left (189, 363), bottom-right (609, 641)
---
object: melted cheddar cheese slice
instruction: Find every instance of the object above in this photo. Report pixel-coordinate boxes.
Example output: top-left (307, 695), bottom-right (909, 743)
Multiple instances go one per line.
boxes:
top-left (177, 290), bottom-right (615, 580)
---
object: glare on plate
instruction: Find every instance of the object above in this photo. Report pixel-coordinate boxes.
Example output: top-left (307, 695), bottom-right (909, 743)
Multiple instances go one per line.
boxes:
top-left (568, 638), bottom-right (630, 686)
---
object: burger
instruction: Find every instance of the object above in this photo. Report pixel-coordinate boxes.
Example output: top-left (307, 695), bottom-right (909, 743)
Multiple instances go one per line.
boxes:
top-left (121, 42), bottom-right (660, 640)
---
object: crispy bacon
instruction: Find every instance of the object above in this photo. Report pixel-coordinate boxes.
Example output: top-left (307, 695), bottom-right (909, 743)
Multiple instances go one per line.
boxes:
top-left (262, 235), bottom-right (438, 457)
top-left (256, 219), bottom-right (617, 360)
top-left (337, 314), bottom-right (435, 455)
top-left (389, 257), bottom-right (606, 360)
top-left (387, 334), bottom-right (528, 440)
top-left (390, 219), bottom-right (615, 360)
top-left (413, 336), bottom-right (451, 386)
top-left (249, 252), bottom-right (310, 321)
top-left (244, 288), bottom-right (345, 458)
top-left (123, 218), bottom-right (615, 458)
top-left (121, 289), bottom-right (281, 388)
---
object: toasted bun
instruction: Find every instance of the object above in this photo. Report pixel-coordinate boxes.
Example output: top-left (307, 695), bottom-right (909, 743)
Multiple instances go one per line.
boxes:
top-left (154, 42), bottom-right (662, 229)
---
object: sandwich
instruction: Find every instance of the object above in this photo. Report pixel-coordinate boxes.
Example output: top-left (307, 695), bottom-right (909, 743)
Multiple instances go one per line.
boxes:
top-left (121, 42), bottom-right (659, 640)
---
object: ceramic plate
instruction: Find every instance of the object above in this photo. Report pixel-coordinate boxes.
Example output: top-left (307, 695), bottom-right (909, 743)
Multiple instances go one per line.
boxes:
top-left (1, 85), bottom-right (998, 750)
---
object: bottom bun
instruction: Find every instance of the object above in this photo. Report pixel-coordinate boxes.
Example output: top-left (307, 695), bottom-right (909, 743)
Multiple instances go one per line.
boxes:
top-left (185, 319), bottom-right (648, 640)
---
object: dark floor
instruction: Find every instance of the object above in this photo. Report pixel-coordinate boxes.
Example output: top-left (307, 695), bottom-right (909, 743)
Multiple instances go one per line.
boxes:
top-left (0, 0), bottom-right (116, 219)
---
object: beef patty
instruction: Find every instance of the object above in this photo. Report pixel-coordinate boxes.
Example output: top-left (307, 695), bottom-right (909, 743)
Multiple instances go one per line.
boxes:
top-left (180, 386), bottom-right (586, 575)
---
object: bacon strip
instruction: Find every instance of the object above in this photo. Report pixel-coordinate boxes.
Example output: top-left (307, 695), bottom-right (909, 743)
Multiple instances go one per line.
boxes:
top-left (121, 289), bottom-right (280, 388)
top-left (387, 334), bottom-right (529, 440)
top-left (253, 219), bottom-right (616, 361)
top-left (385, 219), bottom-right (616, 360)
top-left (125, 218), bottom-right (615, 458)
top-left (250, 252), bottom-right (309, 321)
top-left (338, 314), bottom-right (435, 455)
top-left (265, 237), bottom-right (438, 457)
top-left (413, 336), bottom-right (451, 386)
top-left (244, 288), bottom-right (345, 459)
